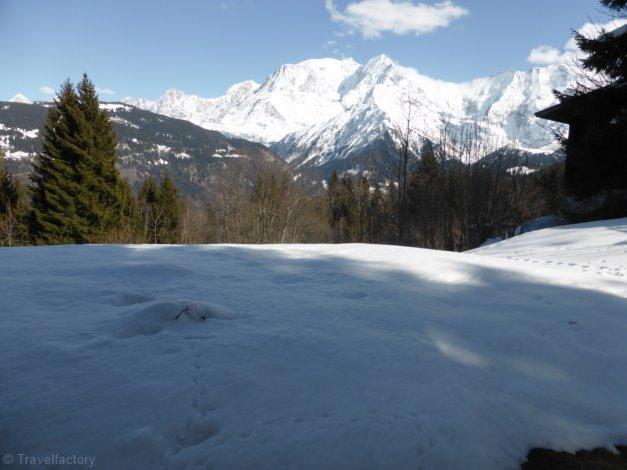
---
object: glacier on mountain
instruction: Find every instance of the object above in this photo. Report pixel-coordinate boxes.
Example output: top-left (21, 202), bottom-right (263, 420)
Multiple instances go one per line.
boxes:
top-left (124, 55), bottom-right (574, 169)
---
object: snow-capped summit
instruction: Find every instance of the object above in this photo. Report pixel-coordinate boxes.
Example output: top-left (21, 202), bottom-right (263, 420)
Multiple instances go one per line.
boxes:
top-left (358, 54), bottom-right (396, 79)
top-left (125, 55), bottom-right (576, 171)
top-left (257, 57), bottom-right (359, 95)
top-left (10, 93), bottom-right (32, 104)
top-left (124, 58), bottom-right (361, 143)
top-left (224, 80), bottom-right (260, 100)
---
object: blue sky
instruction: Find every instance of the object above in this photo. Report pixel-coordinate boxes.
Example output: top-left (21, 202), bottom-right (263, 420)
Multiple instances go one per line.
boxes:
top-left (0, 0), bottom-right (604, 101)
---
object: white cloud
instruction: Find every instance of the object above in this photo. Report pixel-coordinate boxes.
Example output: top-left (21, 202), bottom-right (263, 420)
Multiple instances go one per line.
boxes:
top-left (96, 88), bottom-right (115, 95)
top-left (527, 18), bottom-right (627, 66)
top-left (527, 45), bottom-right (561, 65)
top-left (325, 0), bottom-right (468, 39)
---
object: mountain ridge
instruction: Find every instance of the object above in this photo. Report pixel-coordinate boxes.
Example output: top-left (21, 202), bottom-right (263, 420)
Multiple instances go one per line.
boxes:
top-left (0, 101), bottom-right (284, 200)
top-left (123, 54), bottom-right (572, 173)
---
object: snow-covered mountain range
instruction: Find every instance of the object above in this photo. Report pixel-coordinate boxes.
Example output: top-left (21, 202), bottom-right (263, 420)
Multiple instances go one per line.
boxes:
top-left (124, 54), bottom-right (573, 173)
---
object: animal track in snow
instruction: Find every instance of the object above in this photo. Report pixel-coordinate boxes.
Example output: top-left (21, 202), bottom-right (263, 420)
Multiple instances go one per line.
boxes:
top-left (170, 341), bottom-right (220, 456)
top-left (494, 255), bottom-right (625, 278)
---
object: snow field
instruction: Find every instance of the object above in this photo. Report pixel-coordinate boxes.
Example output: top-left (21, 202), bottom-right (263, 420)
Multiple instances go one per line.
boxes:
top-left (0, 218), bottom-right (626, 469)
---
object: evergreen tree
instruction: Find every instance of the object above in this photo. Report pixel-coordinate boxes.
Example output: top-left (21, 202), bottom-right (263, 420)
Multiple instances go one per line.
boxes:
top-left (114, 178), bottom-right (138, 243)
top-left (602, 0), bottom-right (626, 9)
top-left (76, 74), bottom-right (133, 241)
top-left (574, 0), bottom-right (626, 84)
top-left (138, 175), bottom-right (181, 243)
top-left (29, 81), bottom-right (86, 244)
top-left (0, 149), bottom-right (9, 209)
top-left (157, 174), bottom-right (181, 243)
top-left (0, 149), bottom-right (29, 245)
top-left (340, 175), bottom-right (358, 242)
top-left (327, 173), bottom-right (360, 243)
top-left (138, 178), bottom-right (160, 243)
top-left (139, 178), bottom-right (159, 205)
top-left (29, 75), bottom-right (132, 244)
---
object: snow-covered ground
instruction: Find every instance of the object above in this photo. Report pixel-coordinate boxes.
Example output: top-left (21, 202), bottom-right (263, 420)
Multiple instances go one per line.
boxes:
top-left (472, 217), bottom-right (626, 281)
top-left (1, 219), bottom-right (626, 469)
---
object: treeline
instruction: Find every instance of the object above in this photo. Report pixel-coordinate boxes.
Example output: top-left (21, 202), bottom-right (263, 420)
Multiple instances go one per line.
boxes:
top-left (0, 75), bottom-right (564, 249)
top-left (326, 154), bottom-right (564, 250)
top-left (1, 145), bottom-right (563, 250)
top-left (0, 145), bottom-right (331, 246)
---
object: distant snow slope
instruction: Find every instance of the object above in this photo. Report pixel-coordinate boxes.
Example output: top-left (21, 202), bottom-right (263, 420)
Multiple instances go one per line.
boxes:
top-left (471, 217), bottom-right (627, 280)
top-left (125, 55), bottom-right (572, 171)
top-left (9, 93), bottom-right (31, 104)
top-left (1, 219), bottom-right (626, 469)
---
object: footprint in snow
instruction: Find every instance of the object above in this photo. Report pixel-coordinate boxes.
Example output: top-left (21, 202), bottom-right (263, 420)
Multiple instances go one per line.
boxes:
top-left (174, 418), bottom-right (220, 451)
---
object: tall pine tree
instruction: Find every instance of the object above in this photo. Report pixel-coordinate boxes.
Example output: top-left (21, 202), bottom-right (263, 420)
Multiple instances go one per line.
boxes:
top-left (76, 74), bottom-right (133, 241)
top-left (29, 75), bottom-right (131, 244)
top-left (30, 80), bottom-right (86, 244)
